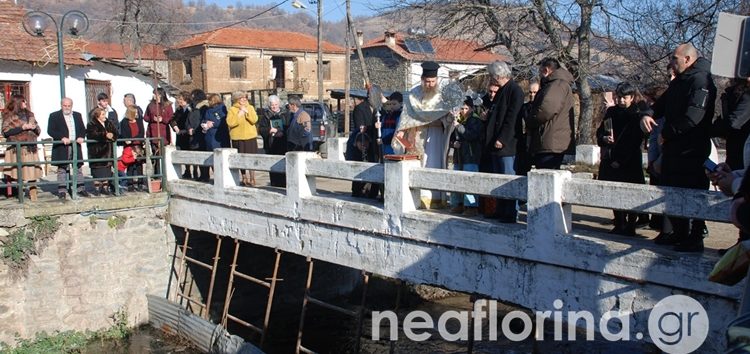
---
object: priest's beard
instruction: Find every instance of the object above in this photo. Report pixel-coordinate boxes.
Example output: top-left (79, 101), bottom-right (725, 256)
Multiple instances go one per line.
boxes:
top-left (422, 84), bottom-right (438, 99)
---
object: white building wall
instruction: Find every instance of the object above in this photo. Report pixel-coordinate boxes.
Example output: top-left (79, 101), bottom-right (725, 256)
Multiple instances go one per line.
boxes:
top-left (0, 60), bottom-right (162, 140)
top-left (0, 60), bottom-right (170, 163)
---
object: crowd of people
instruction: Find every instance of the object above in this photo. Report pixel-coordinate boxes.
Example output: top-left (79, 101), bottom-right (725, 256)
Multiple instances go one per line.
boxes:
top-left (0, 88), bottom-right (315, 200)
top-left (1, 41), bottom-right (747, 255)
top-left (341, 42), bottom-right (749, 255)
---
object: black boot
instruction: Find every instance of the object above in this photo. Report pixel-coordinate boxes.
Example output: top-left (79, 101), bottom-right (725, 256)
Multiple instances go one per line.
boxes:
top-left (674, 236), bottom-right (704, 252)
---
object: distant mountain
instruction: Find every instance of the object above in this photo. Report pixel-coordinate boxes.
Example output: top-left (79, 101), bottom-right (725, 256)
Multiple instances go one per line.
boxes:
top-left (14, 0), bottom-right (405, 47)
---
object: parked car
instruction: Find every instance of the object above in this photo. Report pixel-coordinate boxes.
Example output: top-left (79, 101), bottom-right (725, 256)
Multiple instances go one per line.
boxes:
top-left (300, 101), bottom-right (336, 150)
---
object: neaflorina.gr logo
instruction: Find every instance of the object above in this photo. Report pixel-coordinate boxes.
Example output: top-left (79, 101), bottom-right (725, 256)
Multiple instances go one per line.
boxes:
top-left (372, 299), bottom-right (635, 342)
top-left (371, 295), bottom-right (709, 352)
top-left (647, 295), bottom-right (709, 353)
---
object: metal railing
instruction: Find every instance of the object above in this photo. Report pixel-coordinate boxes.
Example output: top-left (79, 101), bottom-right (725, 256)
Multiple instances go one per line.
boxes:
top-left (0, 137), bottom-right (166, 203)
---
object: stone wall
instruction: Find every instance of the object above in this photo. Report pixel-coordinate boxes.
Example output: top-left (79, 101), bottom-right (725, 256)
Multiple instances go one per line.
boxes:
top-left (351, 48), bottom-right (409, 92)
top-left (0, 200), bottom-right (175, 346)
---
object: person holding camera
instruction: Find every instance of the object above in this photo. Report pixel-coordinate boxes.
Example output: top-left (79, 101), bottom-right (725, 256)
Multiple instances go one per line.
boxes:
top-left (596, 82), bottom-right (647, 236)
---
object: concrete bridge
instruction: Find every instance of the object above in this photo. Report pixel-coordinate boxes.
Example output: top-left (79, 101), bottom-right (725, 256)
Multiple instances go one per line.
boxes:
top-left (163, 138), bottom-right (741, 353)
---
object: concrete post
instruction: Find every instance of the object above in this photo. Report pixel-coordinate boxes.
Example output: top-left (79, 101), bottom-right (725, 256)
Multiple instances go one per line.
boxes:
top-left (575, 144), bottom-right (600, 166)
top-left (326, 137), bottom-right (348, 161)
top-left (163, 145), bottom-right (180, 183)
top-left (384, 159), bottom-right (420, 216)
top-left (526, 169), bottom-right (572, 237)
top-left (214, 148), bottom-right (239, 192)
top-left (286, 152), bottom-right (318, 203)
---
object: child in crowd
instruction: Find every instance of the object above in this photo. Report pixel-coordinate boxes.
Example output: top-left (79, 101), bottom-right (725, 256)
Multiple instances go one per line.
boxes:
top-left (117, 144), bottom-right (145, 192)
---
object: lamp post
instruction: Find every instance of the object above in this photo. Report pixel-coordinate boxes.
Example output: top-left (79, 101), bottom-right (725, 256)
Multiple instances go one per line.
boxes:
top-left (22, 10), bottom-right (90, 99)
top-left (292, 0), bottom-right (323, 104)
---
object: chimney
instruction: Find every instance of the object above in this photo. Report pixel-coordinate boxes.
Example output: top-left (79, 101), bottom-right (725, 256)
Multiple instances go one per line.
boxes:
top-left (384, 29), bottom-right (396, 46)
top-left (356, 30), bottom-right (364, 46)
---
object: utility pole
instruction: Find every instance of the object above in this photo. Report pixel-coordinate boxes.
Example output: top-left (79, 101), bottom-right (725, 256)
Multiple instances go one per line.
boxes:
top-left (344, 0), bottom-right (351, 135)
top-left (316, 0), bottom-right (323, 105)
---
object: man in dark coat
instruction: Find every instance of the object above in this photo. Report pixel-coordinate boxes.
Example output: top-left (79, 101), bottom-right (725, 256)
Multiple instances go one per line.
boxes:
top-left (516, 82), bottom-right (539, 176)
top-left (485, 61), bottom-right (524, 222)
top-left (527, 57), bottom-right (576, 170)
top-left (48, 97), bottom-right (89, 199)
top-left (346, 95), bottom-right (378, 198)
top-left (641, 42), bottom-right (716, 252)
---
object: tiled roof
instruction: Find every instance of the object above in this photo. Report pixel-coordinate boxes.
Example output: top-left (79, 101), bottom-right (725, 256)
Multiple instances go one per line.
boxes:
top-left (0, 2), bottom-right (90, 66)
top-left (362, 33), bottom-right (508, 65)
top-left (79, 41), bottom-right (168, 61)
top-left (172, 27), bottom-right (346, 54)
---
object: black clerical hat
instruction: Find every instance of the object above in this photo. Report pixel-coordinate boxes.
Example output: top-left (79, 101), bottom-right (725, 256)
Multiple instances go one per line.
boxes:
top-left (421, 61), bottom-right (439, 78)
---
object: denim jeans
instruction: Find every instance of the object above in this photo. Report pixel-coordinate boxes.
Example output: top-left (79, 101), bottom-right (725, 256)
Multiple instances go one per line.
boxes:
top-left (492, 155), bottom-right (517, 221)
top-left (450, 163), bottom-right (479, 207)
top-left (117, 170), bottom-right (128, 188)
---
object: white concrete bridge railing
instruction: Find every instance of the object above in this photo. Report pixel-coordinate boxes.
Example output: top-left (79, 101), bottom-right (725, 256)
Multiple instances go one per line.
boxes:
top-left (163, 138), bottom-right (740, 352)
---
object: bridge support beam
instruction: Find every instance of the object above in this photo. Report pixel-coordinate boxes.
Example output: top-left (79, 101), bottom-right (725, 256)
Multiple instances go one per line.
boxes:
top-left (326, 137), bottom-right (347, 161)
top-left (286, 152), bottom-right (319, 206)
top-left (214, 148), bottom-right (240, 191)
top-left (384, 159), bottom-right (420, 222)
top-left (527, 170), bottom-right (572, 237)
top-left (163, 145), bottom-right (180, 185)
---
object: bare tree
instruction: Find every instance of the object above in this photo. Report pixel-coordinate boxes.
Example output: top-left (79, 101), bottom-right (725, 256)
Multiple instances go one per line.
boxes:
top-left (379, 0), bottom-right (744, 145)
top-left (382, 0), bottom-right (600, 143)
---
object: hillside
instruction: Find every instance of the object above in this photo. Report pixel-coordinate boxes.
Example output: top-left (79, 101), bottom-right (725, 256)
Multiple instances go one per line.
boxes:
top-left (15, 0), bottom-right (408, 48)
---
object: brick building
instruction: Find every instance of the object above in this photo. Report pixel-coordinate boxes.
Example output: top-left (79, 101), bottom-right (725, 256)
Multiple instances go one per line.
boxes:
top-left (166, 27), bottom-right (347, 99)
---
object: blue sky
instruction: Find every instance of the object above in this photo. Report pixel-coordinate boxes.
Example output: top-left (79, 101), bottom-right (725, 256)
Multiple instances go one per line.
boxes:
top-left (201, 0), bottom-right (373, 22)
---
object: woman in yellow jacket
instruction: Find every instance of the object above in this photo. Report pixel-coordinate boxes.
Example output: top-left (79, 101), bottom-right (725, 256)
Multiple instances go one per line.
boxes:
top-left (227, 91), bottom-right (259, 186)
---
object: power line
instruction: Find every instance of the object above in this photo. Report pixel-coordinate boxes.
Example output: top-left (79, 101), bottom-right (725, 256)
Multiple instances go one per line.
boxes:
top-left (37, 1), bottom-right (293, 28)
top-left (174, 0), bottom-right (292, 37)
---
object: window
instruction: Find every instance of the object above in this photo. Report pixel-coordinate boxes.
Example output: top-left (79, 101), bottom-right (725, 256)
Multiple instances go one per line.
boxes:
top-left (230, 57), bottom-right (246, 79)
top-left (0, 81), bottom-right (30, 110)
top-left (183, 59), bottom-right (193, 81)
top-left (321, 61), bottom-right (331, 80)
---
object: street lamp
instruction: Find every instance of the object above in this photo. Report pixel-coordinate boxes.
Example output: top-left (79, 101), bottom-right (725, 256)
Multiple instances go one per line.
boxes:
top-left (22, 10), bottom-right (90, 99)
top-left (291, 0), bottom-right (323, 105)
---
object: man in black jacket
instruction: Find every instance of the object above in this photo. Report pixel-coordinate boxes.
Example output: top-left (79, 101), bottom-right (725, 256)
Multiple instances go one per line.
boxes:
top-left (48, 97), bottom-right (89, 199)
top-left (485, 60), bottom-right (524, 222)
top-left (641, 42), bottom-right (716, 252)
top-left (346, 95), bottom-right (377, 198)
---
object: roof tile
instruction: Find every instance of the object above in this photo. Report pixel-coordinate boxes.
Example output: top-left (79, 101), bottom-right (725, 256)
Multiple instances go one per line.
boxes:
top-left (363, 33), bottom-right (508, 65)
top-left (0, 2), bottom-right (89, 66)
top-left (79, 41), bottom-right (168, 61)
top-left (172, 27), bottom-right (346, 54)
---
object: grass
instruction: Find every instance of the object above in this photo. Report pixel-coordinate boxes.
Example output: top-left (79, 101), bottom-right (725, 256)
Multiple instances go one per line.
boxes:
top-left (0, 216), bottom-right (60, 272)
top-left (0, 310), bottom-right (130, 354)
top-left (107, 215), bottom-right (127, 230)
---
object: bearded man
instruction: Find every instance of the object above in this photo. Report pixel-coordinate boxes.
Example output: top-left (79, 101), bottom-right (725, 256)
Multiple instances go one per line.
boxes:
top-left (393, 61), bottom-right (455, 209)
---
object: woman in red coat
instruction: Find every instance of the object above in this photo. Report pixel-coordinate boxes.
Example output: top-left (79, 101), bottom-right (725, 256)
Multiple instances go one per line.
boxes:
top-left (144, 87), bottom-right (173, 176)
